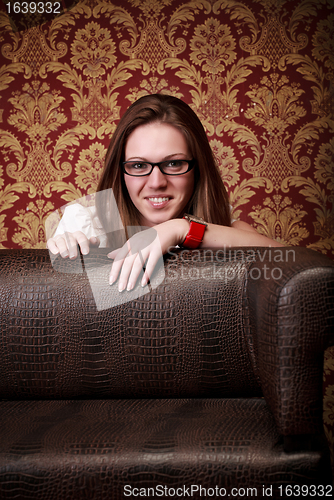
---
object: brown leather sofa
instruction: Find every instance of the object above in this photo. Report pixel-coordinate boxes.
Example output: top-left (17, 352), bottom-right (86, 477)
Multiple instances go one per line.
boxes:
top-left (0, 246), bottom-right (333, 499)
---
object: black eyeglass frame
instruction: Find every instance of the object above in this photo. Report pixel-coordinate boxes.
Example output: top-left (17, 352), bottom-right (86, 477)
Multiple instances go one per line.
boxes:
top-left (121, 159), bottom-right (196, 177)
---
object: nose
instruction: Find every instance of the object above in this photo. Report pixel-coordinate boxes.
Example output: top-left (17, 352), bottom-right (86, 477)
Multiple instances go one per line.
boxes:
top-left (146, 165), bottom-right (168, 188)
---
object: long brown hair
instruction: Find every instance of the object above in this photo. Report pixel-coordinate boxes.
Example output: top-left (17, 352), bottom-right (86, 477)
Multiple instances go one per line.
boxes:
top-left (96, 94), bottom-right (231, 239)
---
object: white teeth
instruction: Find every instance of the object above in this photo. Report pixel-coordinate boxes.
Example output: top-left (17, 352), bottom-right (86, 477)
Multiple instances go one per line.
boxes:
top-left (149, 197), bottom-right (169, 202)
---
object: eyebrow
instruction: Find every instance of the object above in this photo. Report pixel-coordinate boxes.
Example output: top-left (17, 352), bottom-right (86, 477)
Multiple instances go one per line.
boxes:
top-left (125, 153), bottom-right (188, 161)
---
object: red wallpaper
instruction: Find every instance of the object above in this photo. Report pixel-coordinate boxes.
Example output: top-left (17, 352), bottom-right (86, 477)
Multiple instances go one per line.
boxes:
top-left (0, 0), bottom-right (333, 255)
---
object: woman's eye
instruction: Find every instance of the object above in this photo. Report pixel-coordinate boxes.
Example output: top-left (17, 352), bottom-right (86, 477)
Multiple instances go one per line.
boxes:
top-left (166, 161), bottom-right (183, 167)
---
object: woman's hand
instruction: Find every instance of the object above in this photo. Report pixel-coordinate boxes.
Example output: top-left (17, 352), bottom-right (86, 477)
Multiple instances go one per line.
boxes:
top-left (108, 219), bottom-right (188, 291)
top-left (47, 231), bottom-right (100, 259)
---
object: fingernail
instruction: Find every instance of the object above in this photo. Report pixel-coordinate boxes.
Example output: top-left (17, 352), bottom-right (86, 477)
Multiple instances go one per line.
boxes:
top-left (141, 277), bottom-right (147, 287)
top-left (82, 248), bottom-right (89, 255)
top-left (127, 282), bottom-right (133, 291)
top-left (118, 282), bottom-right (125, 292)
top-left (91, 237), bottom-right (97, 244)
top-left (109, 275), bottom-right (115, 285)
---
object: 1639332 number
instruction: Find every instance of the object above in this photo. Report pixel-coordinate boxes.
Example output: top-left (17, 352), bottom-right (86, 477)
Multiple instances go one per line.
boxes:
top-left (6, 2), bottom-right (61, 14)
top-left (278, 485), bottom-right (333, 497)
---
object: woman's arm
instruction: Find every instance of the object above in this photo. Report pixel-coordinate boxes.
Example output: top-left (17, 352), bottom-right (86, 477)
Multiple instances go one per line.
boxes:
top-left (201, 220), bottom-right (284, 248)
top-left (165, 218), bottom-right (283, 249)
top-left (108, 218), bottom-right (284, 291)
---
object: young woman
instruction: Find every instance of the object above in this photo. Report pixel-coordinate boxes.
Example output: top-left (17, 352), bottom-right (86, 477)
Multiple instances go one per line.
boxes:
top-left (47, 94), bottom-right (283, 291)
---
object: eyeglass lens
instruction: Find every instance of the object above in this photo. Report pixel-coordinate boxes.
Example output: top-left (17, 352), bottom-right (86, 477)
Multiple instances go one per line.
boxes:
top-left (123, 160), bottom-right (193, 176)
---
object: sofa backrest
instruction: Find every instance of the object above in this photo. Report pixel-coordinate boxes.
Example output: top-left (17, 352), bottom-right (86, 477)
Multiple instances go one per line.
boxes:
top-left (0, 248), bottom-right (263, 400)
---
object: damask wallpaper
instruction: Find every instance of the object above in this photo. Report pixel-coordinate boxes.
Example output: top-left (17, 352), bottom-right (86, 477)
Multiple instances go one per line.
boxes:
top-left (0, 0), bottom-right (333, 462)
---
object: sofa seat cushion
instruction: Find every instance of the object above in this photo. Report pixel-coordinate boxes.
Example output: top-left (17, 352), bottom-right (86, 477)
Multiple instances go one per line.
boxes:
top-left (0, 398), bottom-right (330, 499)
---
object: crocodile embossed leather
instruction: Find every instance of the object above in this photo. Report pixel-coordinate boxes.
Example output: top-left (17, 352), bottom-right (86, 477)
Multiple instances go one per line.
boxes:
top-left (0, 247), bottom-right (333, 497)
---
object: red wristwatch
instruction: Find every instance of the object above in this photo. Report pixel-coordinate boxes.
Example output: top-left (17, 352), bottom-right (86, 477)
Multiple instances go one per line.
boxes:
top-left (182, 214), bottom-right (208, 249)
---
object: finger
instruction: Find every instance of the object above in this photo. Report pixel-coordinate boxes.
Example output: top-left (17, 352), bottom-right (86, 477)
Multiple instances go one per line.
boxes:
top-left (47, 238), bottom-right (60, 255)
top-left (73, 232), bottom-right (90, 255)
top-left (126, 250), bottom-right (148, 291)
top-left (108, 246), bottom-right (129, 285)
top-left (118, 252), bottom-right (141, 292)
top-left (109, 257), bottom-right (124, 286)
top-left (107, 248), bottom-right (120, 259)
top-left (140, 248), bottom-right (161, 287)
top-left (63, 233), bottom-right (79, 259)
top-left (89, 236), bottom-right (100, 247)
top-left (53, 235), bottom-right (71, 258)
top-left (108, 239), bottom-right (133, 284)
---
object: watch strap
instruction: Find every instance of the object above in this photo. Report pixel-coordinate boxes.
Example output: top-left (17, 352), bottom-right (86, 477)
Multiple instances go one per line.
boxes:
top-left (182, 215), bottom-right (207, 249)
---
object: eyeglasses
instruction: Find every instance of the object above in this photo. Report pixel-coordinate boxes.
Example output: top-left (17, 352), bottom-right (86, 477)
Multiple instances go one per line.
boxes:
top-left (122, 159), bottom-right (195, 177)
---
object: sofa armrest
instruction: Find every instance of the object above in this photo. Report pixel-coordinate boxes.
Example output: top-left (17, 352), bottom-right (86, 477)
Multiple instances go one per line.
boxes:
top-left (245, 246), bottom-right (334, 438)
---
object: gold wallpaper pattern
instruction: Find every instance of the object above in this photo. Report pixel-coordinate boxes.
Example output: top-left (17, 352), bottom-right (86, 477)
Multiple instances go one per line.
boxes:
top-left (0, 0), bottom-right (333, 252)
top-left (0, 0), bottom-right (333, 460)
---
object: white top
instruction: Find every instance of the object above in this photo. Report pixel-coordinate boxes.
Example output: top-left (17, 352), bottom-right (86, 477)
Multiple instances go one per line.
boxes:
top-left (53, 201), bottom-right (236, 248)
top-left (53, 203), bottom-right (108, 247)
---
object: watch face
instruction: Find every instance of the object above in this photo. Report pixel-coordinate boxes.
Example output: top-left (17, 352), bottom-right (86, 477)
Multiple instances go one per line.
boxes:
top-left (184, 214), bottom-right (207, 225)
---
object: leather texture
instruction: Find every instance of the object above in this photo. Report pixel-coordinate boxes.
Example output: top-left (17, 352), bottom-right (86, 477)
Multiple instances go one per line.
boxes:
top-left (245, 249), bottom-right (334, 436)
top-left (0, 248), bottom-right (263, 400)
top-left (0, 399), bottom-right (331, 499)
top-left (0, 247), bottom-right (333, 497)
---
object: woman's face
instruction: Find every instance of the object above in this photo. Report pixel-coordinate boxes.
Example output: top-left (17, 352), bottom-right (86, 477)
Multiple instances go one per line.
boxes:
top-left (124, 122), bottom-right (195, 227)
